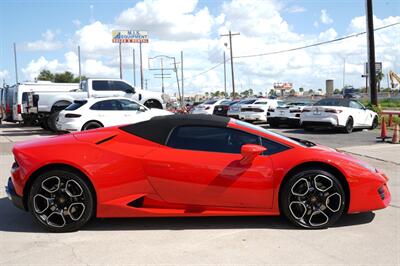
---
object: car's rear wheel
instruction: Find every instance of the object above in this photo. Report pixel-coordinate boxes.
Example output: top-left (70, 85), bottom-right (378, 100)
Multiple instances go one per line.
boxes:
top-left (47, 111), bottom-right (60, 132)
top-left (82, 121), bottom-right (103, 131)
top-left (28, 170), bottom-right (94, 232)
top-left (280, 168), bottom-right (346, 229)
top-left (342, 117), bottom-right (354, 133)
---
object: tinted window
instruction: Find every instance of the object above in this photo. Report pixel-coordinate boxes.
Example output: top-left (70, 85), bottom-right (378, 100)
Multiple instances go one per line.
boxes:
top-left (111, 81), bottom-right (135, 93)
top-left (90, 100), bottom-right (122, 110)
top-left (315, 98), bottom-right (348, 107)
top-left (204, 100), bottom-right (218, 104)
top-left (167, 126), bottom-right (259, 154)
top-left (261, 138), bottom-right (290, 155)
top-left (119, 99), bottom-right (141, 111)
top-left (66, 100), bottom-right (87, 111)
top-left (349, 101), bottom-right (363, 109)
top-left (92, 81), bottom-right (111, 91)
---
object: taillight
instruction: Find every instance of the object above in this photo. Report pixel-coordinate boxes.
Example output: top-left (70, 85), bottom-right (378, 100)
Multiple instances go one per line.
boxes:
top-left (302, 109), bottom-right (311, 112)
top-left (65, 113), bottom-right (81, 118)
top-left (17, 104), bottom-right (22, 114)
top-left (6, 105), bottom-right (10, 113)
top-left (254, 108), bottom-right (264, 113)
top-left (205, 106), bottom-right (210, 110)
top-left (223, 106), bottom-right (229, 110)
top-left (324, 108), bottom-right (342, 113)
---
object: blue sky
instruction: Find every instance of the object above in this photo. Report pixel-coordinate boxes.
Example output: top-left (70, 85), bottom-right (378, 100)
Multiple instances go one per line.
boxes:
top-left (0, 0), bottom-right (399, 93)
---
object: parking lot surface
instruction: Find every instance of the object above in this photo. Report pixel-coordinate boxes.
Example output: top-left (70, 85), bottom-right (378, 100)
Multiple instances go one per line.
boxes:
top-left (0, 123), bottom-right (399, 265)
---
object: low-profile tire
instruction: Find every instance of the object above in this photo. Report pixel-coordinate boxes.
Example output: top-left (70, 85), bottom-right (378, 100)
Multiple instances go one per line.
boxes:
top-left (144, 99), bottom-right (162, 109)
top-left (81, 121), bottom-right (103, 131)
top-left (47, 111), bottom-right (60, 132)
top-left (370, 116), bottom-right (379, 130)
top-left (280, 168), bottom-right (346, 229)
top-left (28, 170), bottom-right (95, 232)
top-left (342, 117), bottom-right (354, 133)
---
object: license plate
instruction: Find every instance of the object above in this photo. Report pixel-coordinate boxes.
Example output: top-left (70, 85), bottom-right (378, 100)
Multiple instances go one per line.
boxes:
top-left (218, 107), bottom-right (222, 111)
top-left (280, 111), bottom-right (285, 115)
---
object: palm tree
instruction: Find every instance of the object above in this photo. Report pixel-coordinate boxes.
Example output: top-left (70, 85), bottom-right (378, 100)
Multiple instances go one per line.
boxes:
top-left (376, 71), bottom-right (384, 92)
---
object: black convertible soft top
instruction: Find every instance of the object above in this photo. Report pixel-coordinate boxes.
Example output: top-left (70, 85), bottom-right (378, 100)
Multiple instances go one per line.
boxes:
top-left (119, 114), bottom-right (230, 145)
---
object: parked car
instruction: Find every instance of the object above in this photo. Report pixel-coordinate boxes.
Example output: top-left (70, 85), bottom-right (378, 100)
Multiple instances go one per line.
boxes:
top-left (191, 99), bottom-right (229, 114)
top-left (0, 88), bottom-right (3, 122)
top-left (24, 78), bottom-right (169, 131)
top-left (6, 114), bottom-right (390, 232)
top-left (2, 86), bottom-right (15, 122)
top-left (300, 98), bottom-right (378, 133)
top-left (213, 100), bottom-right (240, 116)
top-left (56, 97), bottom-right (172, 132)
top-left (268, 101), bottom-right (311, 127)
top-left (227, 99), bottom-right (257, 119)
top-left (239, 99), bottom-right (284, 122)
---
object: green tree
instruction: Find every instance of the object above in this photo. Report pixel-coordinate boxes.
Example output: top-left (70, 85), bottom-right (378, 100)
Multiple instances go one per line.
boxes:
top-left (54, 71), bottom-right (75, 83)
top-left (289, 89), bottom-right (296, 95)
top-left (37, 69), bottom-right (54, 81)
top-left (299, 87), bottom-right (304, 93)
top-left (376, 71), bottom-right (384, 92)
top-left (333, 88), bottom-right (341, 94)
top-left (268, 89), bottom-right (277, 97)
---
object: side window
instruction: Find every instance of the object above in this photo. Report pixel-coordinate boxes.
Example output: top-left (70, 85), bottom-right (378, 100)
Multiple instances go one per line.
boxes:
top-left (111, 81), bottom-right (135, 93)
top-left (119, 99), bottom-right (140, 111)
top-left (92, 81), bottom-right (111, 91)
top-left (261, 138), bottom-right (290, 155)
top-left (167, 126), bottom-right (259, 154)
top-left (350, 101), bottom-right (363, 109)
top-left (90, 100), bottom-right (122, 111)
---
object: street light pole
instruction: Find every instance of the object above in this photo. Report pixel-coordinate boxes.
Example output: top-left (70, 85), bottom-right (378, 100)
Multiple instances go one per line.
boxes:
top-left (221, 30), bottom-right (240, 98)
top-left (140, 42), bottom-right (144, 90)
top-left (13, 42), bottom-right (18, 84)
top-left (366, 0), bottom-right (377, 105)
top-left (223, 51), bottom-right (227, 96)
top-left (342, 57), bottom-right (346, 88)
top-left (119, 42), bottom-right (122, 79)
top-left (181, 51), bottom-right (184, 105)
top-left (133, 48), bottom-right (136, 87)
top-left (78, 45), bottom-right (82, 83)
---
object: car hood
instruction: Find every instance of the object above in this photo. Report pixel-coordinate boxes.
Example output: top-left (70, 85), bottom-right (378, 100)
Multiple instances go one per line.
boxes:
top-left (147, 109), bottom-right (173, 116)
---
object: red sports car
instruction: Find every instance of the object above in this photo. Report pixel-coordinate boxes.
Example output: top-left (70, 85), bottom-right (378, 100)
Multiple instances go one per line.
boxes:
top-left (6, 115), bottom-right (390, 232)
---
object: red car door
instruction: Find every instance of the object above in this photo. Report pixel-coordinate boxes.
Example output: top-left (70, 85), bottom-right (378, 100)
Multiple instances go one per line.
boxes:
top-left (142, 126), bottom-right (275, 209)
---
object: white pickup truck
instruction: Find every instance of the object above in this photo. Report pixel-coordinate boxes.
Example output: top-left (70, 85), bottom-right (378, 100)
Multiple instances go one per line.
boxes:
top-left (24, 78), bottom-right (169, 131)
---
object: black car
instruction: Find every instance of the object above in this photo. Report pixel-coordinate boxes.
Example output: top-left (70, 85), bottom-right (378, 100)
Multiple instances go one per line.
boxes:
top-left (213, 100), bottom-right (240, 116)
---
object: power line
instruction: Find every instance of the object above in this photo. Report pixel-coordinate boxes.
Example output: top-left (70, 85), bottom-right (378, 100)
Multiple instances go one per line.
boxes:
top-left (166, 22), bottom-right (400, 89)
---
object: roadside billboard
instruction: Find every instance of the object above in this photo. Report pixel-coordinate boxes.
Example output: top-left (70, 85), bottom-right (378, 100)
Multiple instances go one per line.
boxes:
top-left (112, 30), bottom-right (149, 43)
top-left (273, 82), bottom-right (292, 90)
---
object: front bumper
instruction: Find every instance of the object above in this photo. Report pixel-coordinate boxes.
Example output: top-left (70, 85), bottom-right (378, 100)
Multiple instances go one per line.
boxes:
top-left (5, 177), bottom-right (25, 211)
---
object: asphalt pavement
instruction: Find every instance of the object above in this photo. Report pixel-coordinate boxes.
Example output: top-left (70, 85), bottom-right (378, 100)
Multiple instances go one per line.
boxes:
top-left (0, 122), bottom-right (399, 265)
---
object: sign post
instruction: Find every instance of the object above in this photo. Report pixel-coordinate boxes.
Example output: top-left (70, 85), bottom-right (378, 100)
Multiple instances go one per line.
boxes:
top-left (112, 30), bottom-right (149, 88)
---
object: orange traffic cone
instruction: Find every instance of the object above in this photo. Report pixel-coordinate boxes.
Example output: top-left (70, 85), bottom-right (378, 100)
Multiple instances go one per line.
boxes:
top-left (377, 116), bottom-right (389, 142)
top-left (392, 123), bottom-right (399, 144)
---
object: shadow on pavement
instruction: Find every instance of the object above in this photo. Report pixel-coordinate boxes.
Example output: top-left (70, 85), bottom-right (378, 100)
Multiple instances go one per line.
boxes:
top-left (0, 197), bottom-right (376, 233)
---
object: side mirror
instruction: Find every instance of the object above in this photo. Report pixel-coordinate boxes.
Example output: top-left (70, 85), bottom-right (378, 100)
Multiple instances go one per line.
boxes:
top-left (240, 144), bottom-right (266, 165)
top-left (139, 106), bottom-right (147, 112)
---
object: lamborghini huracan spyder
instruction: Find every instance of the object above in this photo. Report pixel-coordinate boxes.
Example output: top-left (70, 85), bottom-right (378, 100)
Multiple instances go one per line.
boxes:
top-left (6, 115), bottom-right (390, 232)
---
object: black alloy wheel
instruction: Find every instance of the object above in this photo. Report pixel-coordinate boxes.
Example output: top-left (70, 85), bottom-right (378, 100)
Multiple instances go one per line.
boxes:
top-left (28, 170), bottom-right (94, 232)
top-left (371, 116), bottom-right (379, 130)
top-left (343, 117), bottom-right (354, 133)
top-left (281, 168), bottom-right (346, 229)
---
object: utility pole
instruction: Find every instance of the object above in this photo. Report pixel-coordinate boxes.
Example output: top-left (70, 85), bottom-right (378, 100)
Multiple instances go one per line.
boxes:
top-left (118, 42), bottom-right (122, 79)
top-left (172, 58), bottom-right (181, 103)
top-left (145, 78), bottom-right (149, 90)
top-left (366, 0), bottom-right (377, 105)
top-left (221, 31), bottom-right (240, 98)
top-left (223, 51), bottom-right (227, 96)
top-left (13, 42), bottom-right (18, 84)
top-left (148, 55), bottom-right (174, 93)
top-left (181, 51), bottom-right (184, 105)
top-left (78, 45), bottom-right (82, 83)
top-left (132, 48), bottom-right (136, 87)
top-left (140, 42), bottom-right (144, 90)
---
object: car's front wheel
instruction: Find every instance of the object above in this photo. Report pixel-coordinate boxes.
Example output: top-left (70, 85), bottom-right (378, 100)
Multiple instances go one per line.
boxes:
top-left (342, 117), bottom-right (354, 133)
top-left (28, 170), bottom-right (94, 232)
top-left (280, 168), bottom-right (346, 229)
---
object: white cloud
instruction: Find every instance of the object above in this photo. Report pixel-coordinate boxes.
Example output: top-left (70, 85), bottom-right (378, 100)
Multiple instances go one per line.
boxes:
top-left (0, 70), bottom-right (8, 80)
top-left (24, 30), bottom-right (63, 51)
top-left (320, 9), bottom-right (333, 25)
top-left (285, 5), bottom-right (306, 13)
top-left (72, 19), bottom-right (81, 28)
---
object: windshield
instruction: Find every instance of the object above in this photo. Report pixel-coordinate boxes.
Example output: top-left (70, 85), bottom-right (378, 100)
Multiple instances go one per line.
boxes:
top-left (232, 119), bottom-right (304, 146)
top-left (314, 98), bottom-right (347, 107)
top-left (254, 101), bottom-right (269, 105)
top-left (65, 100), bottom-right (87, 110)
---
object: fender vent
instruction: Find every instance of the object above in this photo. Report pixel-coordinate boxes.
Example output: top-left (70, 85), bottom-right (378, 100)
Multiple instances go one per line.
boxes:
top-left (95, 135), bottom-right (116, 145)
top-left (127, 197), bottom-right (145, 208)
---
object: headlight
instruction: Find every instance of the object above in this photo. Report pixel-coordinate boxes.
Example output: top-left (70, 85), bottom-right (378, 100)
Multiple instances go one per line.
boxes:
top-left (354, 161), bottom-right (377, 173)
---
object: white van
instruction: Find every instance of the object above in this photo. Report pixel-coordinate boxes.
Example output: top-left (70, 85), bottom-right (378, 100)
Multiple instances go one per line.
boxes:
top-left (11, 81), bottom-right (79, 122)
